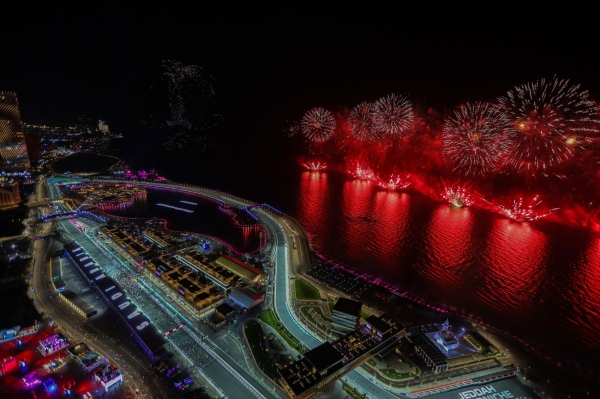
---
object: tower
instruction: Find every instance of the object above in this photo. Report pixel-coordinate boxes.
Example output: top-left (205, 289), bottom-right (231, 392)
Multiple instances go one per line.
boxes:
top-left (98, 120), bottom-right (110, 134)
top-left (0, 92), bottom-right (30, 172)
top-left (442, 318), bottom-right (451, 331)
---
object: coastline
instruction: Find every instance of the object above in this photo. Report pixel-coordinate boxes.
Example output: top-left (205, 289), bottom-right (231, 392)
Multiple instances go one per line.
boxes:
top-left (74, 176), bottom-right (600, 396)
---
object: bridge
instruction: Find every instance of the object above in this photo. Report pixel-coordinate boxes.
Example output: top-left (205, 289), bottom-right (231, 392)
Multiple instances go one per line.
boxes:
top-left (26, 199), bottom-right (65, 207)
top-left (40, 211), bottom-right (78, 220)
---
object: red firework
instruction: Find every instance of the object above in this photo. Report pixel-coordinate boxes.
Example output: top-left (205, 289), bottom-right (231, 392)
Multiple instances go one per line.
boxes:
top-left (302, 160), bottom-right (327, 171)
top-left (372, 94), bottom-right (413, 137)
top-left (493, 195), bottom-right (559, 222)
top-left (285, 120), bottom-right (302, 137)
top-left (349, 161), bottom-right (376, 181)
top-left (443, 102), bottom-right (514, 176)
top-left (376, 174), bottom-right (411, 190)
top-left (498, 76), bottom-right (600, 173)
top-left (441, 183), bottom-right (474, 208)
top-left (301, 107), bottom-right (336, 142)
top-left (348, 102), bottom-right (375, 141)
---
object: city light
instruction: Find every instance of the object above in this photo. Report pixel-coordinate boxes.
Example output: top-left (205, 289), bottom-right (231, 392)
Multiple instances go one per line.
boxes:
top-left (156, 203), bottom-right (195, 213)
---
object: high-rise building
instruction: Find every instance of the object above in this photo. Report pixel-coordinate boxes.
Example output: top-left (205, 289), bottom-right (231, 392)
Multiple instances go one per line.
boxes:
top-left (0, 178), bottom-right (21, 207)
top-left (0, 91), bottom-right (30, 172)
top-left (98, 120), bottom-right (110, 134)
top-left (331, 297), bottom-right (362, 335)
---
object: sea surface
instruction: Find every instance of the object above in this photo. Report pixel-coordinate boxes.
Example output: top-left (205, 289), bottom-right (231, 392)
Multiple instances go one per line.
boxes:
top-left (289, 172), bottom-right (600, 375)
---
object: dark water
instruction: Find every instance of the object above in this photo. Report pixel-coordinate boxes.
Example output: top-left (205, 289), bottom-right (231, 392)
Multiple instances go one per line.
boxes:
top-left (52, 153), bottom-right (119, 174)
top-left (101, 187), bottom-right (262, 253)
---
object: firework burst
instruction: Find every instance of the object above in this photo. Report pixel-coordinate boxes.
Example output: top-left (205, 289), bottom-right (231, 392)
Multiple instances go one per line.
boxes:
top-left (348, 102), bottom-right (375, 141)
top-left (302, 160), bottom-right (327, 171)
top-left (493, 195), bottom-right (559, 222)
top-left (349, 162), bottom-right (376, 181)
top-left (376, 174), bottom-right (411, 190)
top-left (285, 120), bottom-right (302, 137)
top-left (441, 183), bottom-right (474, 208)
top-left (443, 102), bottom-right (514, 176)
top-left (301, 108), bottom-right (336, 142)
top-left (498, 76), bottom-right (600, 172)
top-left (372, 94), bottom-right (413, 137)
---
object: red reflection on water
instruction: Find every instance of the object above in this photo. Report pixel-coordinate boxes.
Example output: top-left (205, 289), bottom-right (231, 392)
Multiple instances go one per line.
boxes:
top-left (242, 225), bottom-right (251, 247)
top-left (583, 238), bottom-right (600, 318)
top-left (371, 191), bottom-right (411, 268)
top-left (341, 180), bottom-right (375, 263)
top-left (580, 238), bottom-right (600, 340)
top-left (421, 205), bottom-right (475, 294)
top-left (297, 172), bottom-right (330, 233)
top-left (482, 219), bottom-right (547, 315)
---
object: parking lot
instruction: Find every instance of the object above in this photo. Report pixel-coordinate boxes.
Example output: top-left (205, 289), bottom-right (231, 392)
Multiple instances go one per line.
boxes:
top-left (423, 377), bottom-right (537, 399)
top-left (0, 327), bottom-right (127, 399)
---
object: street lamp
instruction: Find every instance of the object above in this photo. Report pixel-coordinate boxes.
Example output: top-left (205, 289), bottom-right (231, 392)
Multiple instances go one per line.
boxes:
top-left (543, 379), bottom-right (549, 394)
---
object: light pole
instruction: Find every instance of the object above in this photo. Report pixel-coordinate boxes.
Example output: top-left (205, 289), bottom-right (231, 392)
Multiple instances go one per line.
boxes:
top-left (543, 379), bottom-right (549, 394)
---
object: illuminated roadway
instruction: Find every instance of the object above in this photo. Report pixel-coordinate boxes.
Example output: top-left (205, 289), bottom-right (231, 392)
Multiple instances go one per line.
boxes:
top-left (63, 177), bottom-right (408, 399)
top-left (46, 179), bottom-right (277, 399)
top-left (257, 210), bottom-right (406, 399)
top-left (28, 180), bottom-right (154, 398)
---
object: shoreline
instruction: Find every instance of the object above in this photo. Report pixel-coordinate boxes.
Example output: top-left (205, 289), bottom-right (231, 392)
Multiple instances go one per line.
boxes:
top-left (67, 176), bottom-right (600, 396)
top-left (303, 168), bottom-right (600, 234)
top-left (277, 210), bottom-right (600, 396)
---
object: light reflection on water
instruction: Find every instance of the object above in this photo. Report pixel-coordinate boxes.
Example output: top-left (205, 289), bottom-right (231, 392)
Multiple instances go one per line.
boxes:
top-left (292, 171), bottom-right (600, 373)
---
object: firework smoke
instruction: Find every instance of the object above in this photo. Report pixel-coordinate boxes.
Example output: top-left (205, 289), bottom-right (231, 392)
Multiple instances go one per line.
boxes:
top-left (291, 77), bottom-right (600, 230)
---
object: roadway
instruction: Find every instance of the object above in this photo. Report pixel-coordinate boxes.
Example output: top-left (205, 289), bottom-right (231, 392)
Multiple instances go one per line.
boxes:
top-left (57, 177), bottom-right (409, 398)
top-left (28, 233), bottom-right (155, 398)
top-left (258, 210), bottom-right (408, 399)
top-left (47, 179), bottom-right (278, 399)
top-left (28, 177), bottom-right (158, 397)
top-left (50, 177), bottom-right (526, 399)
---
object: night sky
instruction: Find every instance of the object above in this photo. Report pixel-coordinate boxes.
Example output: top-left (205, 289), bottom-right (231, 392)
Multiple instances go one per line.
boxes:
top-left (3, 4), bottom-right (600, 161)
